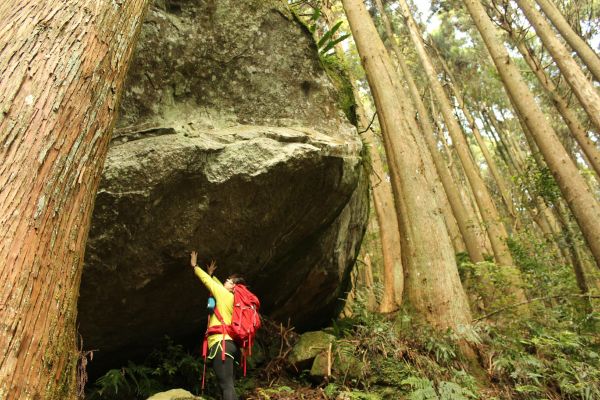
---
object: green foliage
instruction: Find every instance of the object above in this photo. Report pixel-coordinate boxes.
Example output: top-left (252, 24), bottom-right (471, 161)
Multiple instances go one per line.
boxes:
top-left (482, 320), bottom-right (600, 400)
top-left (514, 157), bottom-right (561, 204)
top-left (458, 260), bottom-right (527, 319)
top-left (317, 21), bottom-right (352, 55)
top-left (400, 376), bottom-right (476, 400)
top-left (87, 337), bottom-right (203, 400)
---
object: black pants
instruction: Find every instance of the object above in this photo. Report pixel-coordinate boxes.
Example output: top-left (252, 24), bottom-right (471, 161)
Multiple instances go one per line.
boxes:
top-left (210, 340), bottom-right (239, 400)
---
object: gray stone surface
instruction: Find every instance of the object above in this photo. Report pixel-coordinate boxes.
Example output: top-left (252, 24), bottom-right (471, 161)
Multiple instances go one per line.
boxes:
top-left (146, 388), bottom-right (203, 400)
top-left (77, 0), bottom-right (367, 371)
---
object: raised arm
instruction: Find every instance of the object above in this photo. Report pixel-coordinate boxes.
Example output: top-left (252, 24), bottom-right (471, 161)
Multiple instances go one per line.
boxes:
top-left (190, 251), bottom-right (229, 298)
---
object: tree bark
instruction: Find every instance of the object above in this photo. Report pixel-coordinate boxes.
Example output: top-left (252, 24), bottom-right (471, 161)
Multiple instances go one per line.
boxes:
top-left (398, 0), bottom-right (517, 268)
top-left (437, 55), bottom-right (518, 220)
top-left (535, 0), bottom-right (600, 82)
top-left (361, 115), bottom-right (403, 313)
top-left (342, 0), bottom-right (473, 331)
top-left (464, 0), bottom-right (600, 269)
top-left (321, 4), bottom-right (403, 312)
top-left (483, 109), bottom-right (526, 171)
top-left (373, 0), bottom-right (485, 263)
top-left (0, 1), bottom-right (149, 398)
top-left (513, 39), bottom-right (600, 180)
top-left (519, 117), bottom-right (596, 299)
top-left (514, 0), bottom-right (600, 132)
top-left (494, 11), bottom-right (600, 179)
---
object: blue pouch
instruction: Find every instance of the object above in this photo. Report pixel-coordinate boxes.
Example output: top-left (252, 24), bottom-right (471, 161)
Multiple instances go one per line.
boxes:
top-left (207, 296), bottom-right (216, 314)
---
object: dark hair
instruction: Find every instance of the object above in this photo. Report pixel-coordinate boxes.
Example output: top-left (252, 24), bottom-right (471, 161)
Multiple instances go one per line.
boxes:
top-left (228, 274), bottom-right (246, 285)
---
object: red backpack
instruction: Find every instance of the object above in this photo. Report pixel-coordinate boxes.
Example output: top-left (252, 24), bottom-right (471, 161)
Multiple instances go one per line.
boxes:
top-left (201, 284), bottom-right (261, 387)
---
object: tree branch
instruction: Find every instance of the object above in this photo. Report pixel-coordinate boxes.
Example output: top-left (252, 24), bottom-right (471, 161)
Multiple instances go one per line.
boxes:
top-left (473, 294), bottom-right (600, 322)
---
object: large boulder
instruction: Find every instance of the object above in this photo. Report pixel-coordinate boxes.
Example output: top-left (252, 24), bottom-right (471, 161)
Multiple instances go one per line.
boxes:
top-left (77, 0), bottom-right (368, 372)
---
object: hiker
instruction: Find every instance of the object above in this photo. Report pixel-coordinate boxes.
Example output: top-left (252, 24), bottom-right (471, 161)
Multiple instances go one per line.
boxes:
top-left (190, 250), bottom-right (242, 400)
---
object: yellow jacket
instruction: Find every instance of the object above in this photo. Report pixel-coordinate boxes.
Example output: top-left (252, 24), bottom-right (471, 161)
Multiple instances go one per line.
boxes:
top-left (194, 266), bottom-right (234, 351)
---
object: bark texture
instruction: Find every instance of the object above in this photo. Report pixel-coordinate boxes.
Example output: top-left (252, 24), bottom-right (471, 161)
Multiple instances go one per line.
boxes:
top-left (398, 0), bottom-right (515, 268)
top-left (513, 38), bottom-right (600, 179)
top-left (374, 0), bottom-right (484, 263)
top-left (463, 0), bottom-right (600, 270)
top-left (515, 0), bottom-right (600, 132)
top-left (0, 1), bottom-right (149, 399)
top-left (322, 4), bottom-right (403, 312)
top-left (535, 0), bottom-right (600, 82)
top-left (342, 0), bottom-right (472, 330)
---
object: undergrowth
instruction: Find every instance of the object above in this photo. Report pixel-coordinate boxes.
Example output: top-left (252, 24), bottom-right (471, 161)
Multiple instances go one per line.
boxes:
top-left (87, 231), bottom-right (599, 400)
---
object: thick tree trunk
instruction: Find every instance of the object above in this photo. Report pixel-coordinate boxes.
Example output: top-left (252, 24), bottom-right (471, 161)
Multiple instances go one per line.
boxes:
top-left (514, 0), bottom-right (600, 132)
top-left (373, 0), bottom-right (484, 262)
top-left (463, 0), bottom-right (600, 269)
top-left (0, 1), bottom-right (149, 398)
top-left (321, 4), bottom-right (403, 312)
top-left (398, 0), bottom-right (517, 268)
top-left (535, 0), bottom-right (600, 82)
top-left (342, 0), bottom-right (473, 331)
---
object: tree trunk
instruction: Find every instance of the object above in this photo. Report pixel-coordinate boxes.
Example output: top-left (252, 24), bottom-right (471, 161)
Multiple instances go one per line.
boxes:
top-left (437, 55), bottom-right (518, 220)
top-left (513, 39), bottom-right (600, 180)
top-left (535, 0), bottom-right (600, 82)
top-left (361, 253), bottom-right (378, 312)
top-left (373, 0), bottom-right (484, 263)
top-left (519, 118), bottom-right (596, 302)
top-left (478, 109), bottom-right (523, 175)
top-left (463, 0), bottom-right (600, 270)
top-left (342, 0), bottom-right (473, 331)
top-left (483, 109), bottom-right (527, 171)
top-left (514, 0), bottom-right (600, 132)
top-left (398, 0), bottom-right (517, 268)
top-left (321, 4), bottom-right (403, 312)
top-left (361, 116), bottom-right (403, 313)
top-left (0, 1), bottom-right (149, 398)
top-left (435, 108), bottom-right (495, 256)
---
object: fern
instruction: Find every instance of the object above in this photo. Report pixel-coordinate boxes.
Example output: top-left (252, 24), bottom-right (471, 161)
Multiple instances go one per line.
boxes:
top-left (438, 381), bottom-right (476, 399)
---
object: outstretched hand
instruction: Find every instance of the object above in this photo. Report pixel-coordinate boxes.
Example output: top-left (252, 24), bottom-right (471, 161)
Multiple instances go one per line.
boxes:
top-left (207, 260), bottom-right (217, 276)
top-left (190, 251), bottom-right (198, 268)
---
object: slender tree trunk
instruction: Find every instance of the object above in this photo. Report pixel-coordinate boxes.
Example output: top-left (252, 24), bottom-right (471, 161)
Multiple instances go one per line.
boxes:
top-left (463, 0), bottom-right (600, 270)
top-left (535, 0), bottom-right (600, 82)
top-left (495, 9), bottom-right (600, 176)
top-left (373, 0), bottom-right (484, 262)
top-left (361, 118), bottom-right (403, 313)
top-left (342, 0), bottom-right (473, 331)
top-left (554, 203), bottom-right (591, 297)
top-left (484, 109), bottom-right (527, 170)
top-left (0, 1), bottom-right (150, 398)
top-left (479, 109), bottom-right (522, 174)
top-left (519, 117), bottom-right (595, 301)
top-left (398, 0), bottom-right (517, 268)
top-left (361, 253), bottom-right (378, 311)
top-left (435, 107), bottom-right (495, 256)
top-left (437, 56), bottom-right (518, 220)
top-left (321, 4), bottom-right (402, 312)
top-left (514, 0), bottom-right (600, 132)
top-left (512, 39), bottom-right (600, 180)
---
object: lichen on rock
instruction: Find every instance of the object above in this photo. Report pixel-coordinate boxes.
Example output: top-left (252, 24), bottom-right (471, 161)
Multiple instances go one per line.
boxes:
top-left (78, 0), bottom-right (368, 375)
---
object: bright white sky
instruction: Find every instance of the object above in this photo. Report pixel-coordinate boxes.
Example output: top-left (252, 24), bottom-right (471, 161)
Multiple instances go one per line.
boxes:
top-left (413, 0), bottom-right (440, 32)
top-left (411, 0), bottom-right (599, 50)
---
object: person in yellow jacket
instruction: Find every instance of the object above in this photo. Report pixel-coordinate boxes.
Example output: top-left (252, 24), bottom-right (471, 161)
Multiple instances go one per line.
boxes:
top-left (190, 250), bottom-right (243, 400)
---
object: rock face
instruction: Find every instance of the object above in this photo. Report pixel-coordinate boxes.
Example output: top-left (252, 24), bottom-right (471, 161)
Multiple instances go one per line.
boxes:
top-left (77, 0), bottom-right (367, 372)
